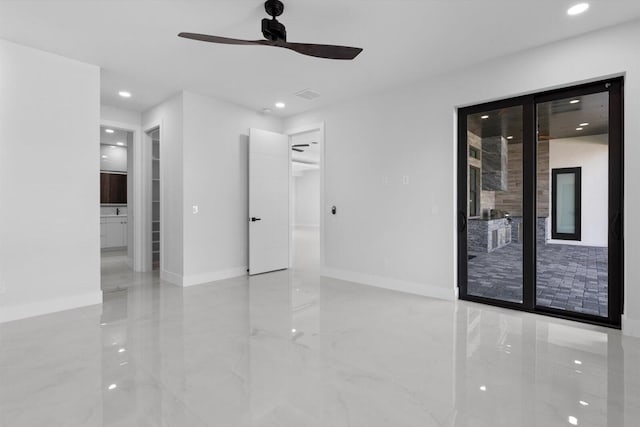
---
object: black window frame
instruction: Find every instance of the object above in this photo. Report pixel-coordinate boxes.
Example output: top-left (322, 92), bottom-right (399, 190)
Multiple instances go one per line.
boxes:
top-left (551, 167), bottom-right (582, 241)
top-left (469, 166), bottom-right (480, 217)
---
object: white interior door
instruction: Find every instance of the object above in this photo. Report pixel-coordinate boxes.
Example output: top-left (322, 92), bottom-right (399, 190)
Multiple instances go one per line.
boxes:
top-left (249, 128), bottom-right (290, 275)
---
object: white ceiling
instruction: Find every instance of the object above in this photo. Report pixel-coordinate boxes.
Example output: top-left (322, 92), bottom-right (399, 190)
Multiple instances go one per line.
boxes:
top-left (2, 1), bottom-right (640, 117)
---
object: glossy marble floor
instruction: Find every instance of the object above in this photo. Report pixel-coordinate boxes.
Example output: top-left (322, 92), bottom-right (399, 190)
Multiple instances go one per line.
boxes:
top-left (101, 249), bottom-right (135, 292)
top-left (2, 228), bottom-right (640, 426)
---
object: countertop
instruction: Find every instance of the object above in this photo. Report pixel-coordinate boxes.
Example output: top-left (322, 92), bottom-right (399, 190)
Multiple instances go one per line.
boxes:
top-left (469, 217), bottom-right (509, 222)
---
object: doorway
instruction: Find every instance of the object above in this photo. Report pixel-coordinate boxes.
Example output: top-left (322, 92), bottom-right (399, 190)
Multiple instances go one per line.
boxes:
top-left (457, 78), bottom-right (623, 327)
top-left (289, 128), bottom-right (322, 272)
top-left (100, 125), bottom-right (133, 291)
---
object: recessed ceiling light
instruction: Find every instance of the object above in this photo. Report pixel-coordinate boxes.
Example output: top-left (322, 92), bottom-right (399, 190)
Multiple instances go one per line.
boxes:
top-left (479, 385), bottom-right (487, 391)
top-left (118, 348), bottom-right (126, 353)
top-left (576, 127), bottom-right (583, 131)
top-left (579, 400), bottom-right (589, 406)
top-left (116, 142), bottom-right (125, 146)
top-left (118, 91), bottom-right (132, 98)
top-left (574, 360), bottom-right (582, 365)
top-left (570, 99), bottom-right (580, 104)
top-left (275, 102), bottom-right (286, 109)
top-left (105, 129), bottom-right (114, 134)
top-left (481, 115), bottom-right (489, 119)
top-left (108, 384), bottom-right (117, 390)
top-left (568, 3), bottom-right (589, 16)
top-left (568, 415), bottom-right (578, 425)
top-left (507, 136), bottom-right (514, 140)
top-left (101, 155), bottom-right (108, 159)
top-left (579, 122), bottom-right (589, 126)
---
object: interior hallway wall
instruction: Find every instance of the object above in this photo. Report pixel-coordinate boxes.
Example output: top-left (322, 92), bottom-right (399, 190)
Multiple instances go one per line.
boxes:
top-left (101, 105), bottom-right (141, 126)
top-left (0, 39), bottom-right (100, 322)
top-left (294, 170), bottom-right (320, 227)
top-left (284, 19), bottom-right (640, 336)
top-left (181, 91), bottom-right (283, 285)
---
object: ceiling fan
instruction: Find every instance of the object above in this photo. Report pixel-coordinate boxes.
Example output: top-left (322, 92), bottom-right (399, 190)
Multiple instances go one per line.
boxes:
top-left (178, 0), bottom-right (363, 60)
top-left (291, 141), bottom-right (317, 152)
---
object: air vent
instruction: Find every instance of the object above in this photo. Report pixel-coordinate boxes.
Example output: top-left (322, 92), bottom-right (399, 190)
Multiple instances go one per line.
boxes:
top-left (295, 89), bottom-right (321, 100)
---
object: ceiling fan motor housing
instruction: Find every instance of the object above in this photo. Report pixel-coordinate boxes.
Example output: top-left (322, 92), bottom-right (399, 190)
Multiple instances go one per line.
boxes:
top-left (262, 18), bottom-right (287, 41)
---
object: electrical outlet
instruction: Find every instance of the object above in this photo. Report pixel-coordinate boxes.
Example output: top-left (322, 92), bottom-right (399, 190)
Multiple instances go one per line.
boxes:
top-left (402, 175), bottom-right (410, 185)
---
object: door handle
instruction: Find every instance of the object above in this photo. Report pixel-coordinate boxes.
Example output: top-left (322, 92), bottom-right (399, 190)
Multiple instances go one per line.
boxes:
top-left (610, 212), bottom-right (622, 240)
top-left (458, 211), bottom-right (467, 233)
top-left (250, 217), bottom-right (262, 222)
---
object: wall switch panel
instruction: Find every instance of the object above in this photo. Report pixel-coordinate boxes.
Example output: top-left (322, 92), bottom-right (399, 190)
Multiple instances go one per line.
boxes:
top-left (192, 205), bottom-right (199, 214)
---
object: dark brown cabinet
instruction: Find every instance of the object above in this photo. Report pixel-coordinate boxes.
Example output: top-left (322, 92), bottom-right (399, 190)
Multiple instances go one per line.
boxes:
top-left (100, 173), bottom-right (127, 204)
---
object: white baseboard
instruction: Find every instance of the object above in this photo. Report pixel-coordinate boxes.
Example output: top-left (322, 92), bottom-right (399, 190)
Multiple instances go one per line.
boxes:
top-left (160, 269), bottom-right (183, 286)
top-left (161, 267), bottom-right (248, 287)
top-left (622, 315), bottom-right (640, 338)
top-left (182, 267), bottom-right (248, 287)
top-left (294, 224), bottom-right (320, 228)
top-left (0, 291), bottom-right (103, 324)
top-left (321, 267), bottom-right (457, 301)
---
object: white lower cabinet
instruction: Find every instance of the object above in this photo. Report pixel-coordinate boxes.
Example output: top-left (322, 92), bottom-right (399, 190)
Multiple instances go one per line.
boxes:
top-left (101, 217), bottom-right (128, 249)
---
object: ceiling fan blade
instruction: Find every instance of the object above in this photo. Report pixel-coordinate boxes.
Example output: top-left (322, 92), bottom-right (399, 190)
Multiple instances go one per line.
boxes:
top-left (178, 32), bottom-right (271, 46)
top-left (276, 41), bottom-right (363, 60)
top-left (292, 148), bottom-right (304, 152)
top-left (292, 144), bottom-right (310, 148)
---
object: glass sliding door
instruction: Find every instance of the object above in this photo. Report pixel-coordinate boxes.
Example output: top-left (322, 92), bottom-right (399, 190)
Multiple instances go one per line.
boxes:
top-left (535, 89), bottom-right (618, 321)
top-left (459, 104), bottom-right (525, 305)
top-left (458, 78), bottom-right (623, 328)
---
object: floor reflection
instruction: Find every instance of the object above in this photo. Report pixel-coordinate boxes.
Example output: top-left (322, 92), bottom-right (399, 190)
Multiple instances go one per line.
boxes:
top-left (1, 227), bottom-right (638, 426)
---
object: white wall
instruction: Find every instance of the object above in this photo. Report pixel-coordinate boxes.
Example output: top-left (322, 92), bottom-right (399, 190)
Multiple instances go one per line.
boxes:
top-left (294, 170), bottom-right (320, 227)
top-left (142, 93), bottom-right (184, 281)
top-left (0, 39), bottom-right (100, 322)
top-left (101, 104), bottom-right (141, 126)
top-left (549, 134), bottom-right (608, 247)
top-left (181, 91), bottom-right (282, 285)
top-left (285, 20), bottom-right (640, 335)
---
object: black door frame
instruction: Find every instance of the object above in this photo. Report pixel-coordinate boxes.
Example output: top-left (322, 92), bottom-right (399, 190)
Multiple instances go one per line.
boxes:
top-left (457, 78), bottom-right (624, 328)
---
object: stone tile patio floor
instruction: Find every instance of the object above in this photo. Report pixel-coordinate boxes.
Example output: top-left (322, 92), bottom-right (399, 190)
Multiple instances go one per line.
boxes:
top-left (467, 242), bottom-right (608, 317)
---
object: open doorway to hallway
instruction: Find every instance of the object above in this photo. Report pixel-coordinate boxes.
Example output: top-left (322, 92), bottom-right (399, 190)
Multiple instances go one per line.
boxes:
top-left (100, 125), bottom-right (133, 291)
top-left (290, 128), bottom-right (322, 272)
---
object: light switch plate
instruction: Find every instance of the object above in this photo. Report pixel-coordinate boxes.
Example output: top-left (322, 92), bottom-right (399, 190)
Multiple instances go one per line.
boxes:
top-left (192, 205), bottom-right (199, 214)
